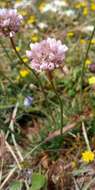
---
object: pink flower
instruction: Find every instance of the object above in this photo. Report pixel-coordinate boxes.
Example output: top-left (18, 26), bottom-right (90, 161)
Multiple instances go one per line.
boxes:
top-left (26, 38), bottom-right (68, 72)
top-left (0, 9), bottom-right (23, 37)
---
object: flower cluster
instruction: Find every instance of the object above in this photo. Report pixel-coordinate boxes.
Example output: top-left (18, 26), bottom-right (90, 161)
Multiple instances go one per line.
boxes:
top-left (0, 9), bottom-right (23, 37)
top-left (26, 38), bottom-right (68, 72)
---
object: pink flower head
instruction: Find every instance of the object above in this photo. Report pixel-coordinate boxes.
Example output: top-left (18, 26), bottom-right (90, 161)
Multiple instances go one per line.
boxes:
top-left (0, 9), bottom-right (23, 37)
top-left (26, 38), bottom-right (68, 72)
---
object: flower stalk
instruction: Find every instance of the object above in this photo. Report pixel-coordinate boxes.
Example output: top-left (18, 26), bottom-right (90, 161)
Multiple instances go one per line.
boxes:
top-left (47, 72), bottom-right (63, 135)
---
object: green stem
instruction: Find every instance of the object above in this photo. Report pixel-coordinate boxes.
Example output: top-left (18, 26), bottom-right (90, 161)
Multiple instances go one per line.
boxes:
top-left (0, 40), bottom-right (19, 91)
top-left (81, 25), bottom-right (95, 92)
top-left (10, 37), bottom-right (31, 69)
top-left (48, 74), bottom-right (63, 135)
top-left (10, 37), bottom-right (45, 94)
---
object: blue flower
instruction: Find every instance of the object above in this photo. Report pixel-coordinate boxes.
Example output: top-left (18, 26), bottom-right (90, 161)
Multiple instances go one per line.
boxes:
top-left (24, 96), bottom-right (33, 107)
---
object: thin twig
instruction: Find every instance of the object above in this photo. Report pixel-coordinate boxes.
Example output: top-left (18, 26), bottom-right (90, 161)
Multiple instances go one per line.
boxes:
top-left (45, 122), bottom-right (76, 142)
top-left (73, 177), bottom-right (81, 190)
top-left (82, 176), bottom-right (95, 190)
top-left (24, 180), bottom-right (30, 190)
top-left (6, 102), bottom-right (23, 162)
top-left (0, 159), bottom-right (4, 185)
top-left (0, 167), bottom-right (16, 190)
top-left (5, 141), bottom-right (21, 170)
top-left (82, 122), bottom-right (91, 151)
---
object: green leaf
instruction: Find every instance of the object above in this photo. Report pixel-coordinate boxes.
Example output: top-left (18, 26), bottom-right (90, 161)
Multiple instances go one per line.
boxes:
top-left (10, 180), bottom-right (22, 190)
top-left (30, 172), bottom-right (46, 190)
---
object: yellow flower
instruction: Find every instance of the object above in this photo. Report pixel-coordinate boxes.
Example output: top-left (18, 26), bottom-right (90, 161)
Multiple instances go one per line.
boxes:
top-left (23, 57), bottom-right (28, 63)
top-left (91, 3), bottom-right (95, 11)
top-left (85, 59), bottom-right (92, 65)
top-left (19, 10), bottom-right (27, 16)
top-left (91, 39), bottom-right (95, 44)
top-left (80, 2), bottom-right (87, 7)
top-left (16, 47), bottom-right (20, 52)
top-left (82, 150), bottom-right (94, 163)
top-left (38, 2), bottom-right (46, 12)
top-left (20, 69), bottom-right (29, 78)
top-left (27, 15), bottom-right (36, 24)
top-left (75, 3), bottom-right (81, 9)
top-left (31, 34), bottom-right (39, 42)
top-left (88, 76), bottom-right (95, 85)
top-left (83, 8), bottom-right (88, 16)
top-left (75, 2), bottom-right (87, 9)
top-left (80, 39), bottom-right (86, 45)
top-left (67, 32), bottom-right (74, 37)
